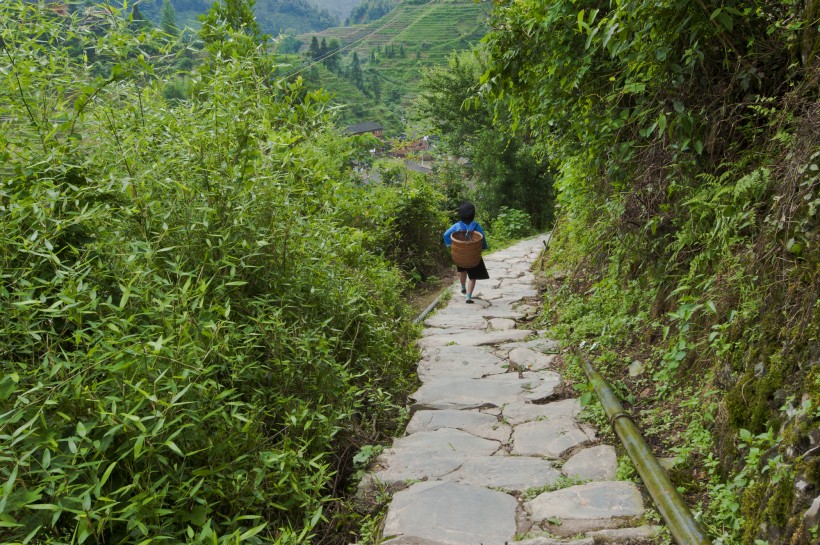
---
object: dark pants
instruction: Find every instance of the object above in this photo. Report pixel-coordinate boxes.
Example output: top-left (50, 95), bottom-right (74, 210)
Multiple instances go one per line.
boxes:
top-left (457, 258), bottom-right (489, 280)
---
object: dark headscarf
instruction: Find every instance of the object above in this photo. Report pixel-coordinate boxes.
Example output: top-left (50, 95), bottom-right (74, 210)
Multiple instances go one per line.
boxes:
top-left (458, 202), bottom-right (476, 223)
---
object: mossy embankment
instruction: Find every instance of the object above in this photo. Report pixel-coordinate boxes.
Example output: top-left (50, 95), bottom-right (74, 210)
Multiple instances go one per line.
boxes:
top-left (479, 1), bottom-right (819, 542)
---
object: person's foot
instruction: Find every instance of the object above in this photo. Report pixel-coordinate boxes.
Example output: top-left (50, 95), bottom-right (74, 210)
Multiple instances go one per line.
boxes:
top-left (465, 295), bottom-right (474, 304)
top-left (460, 285), bottom-right (467, 294)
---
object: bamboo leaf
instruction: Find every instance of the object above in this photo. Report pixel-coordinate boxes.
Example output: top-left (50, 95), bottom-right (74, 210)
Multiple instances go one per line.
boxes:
top-left (238, 523), bottom-right (267, 541)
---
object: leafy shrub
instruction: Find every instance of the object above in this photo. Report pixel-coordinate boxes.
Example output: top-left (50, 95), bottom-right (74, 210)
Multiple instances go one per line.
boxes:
top-left (0, 3), bottom-right (419, 543)
top-left (490, 207), bottom-right (535, 245)
top-left (338, 165), bottom-right (449, 279)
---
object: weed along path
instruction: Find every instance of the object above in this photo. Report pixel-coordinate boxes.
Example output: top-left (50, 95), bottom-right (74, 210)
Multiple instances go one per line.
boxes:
top-left (359, 235), bottom-right (660, 545)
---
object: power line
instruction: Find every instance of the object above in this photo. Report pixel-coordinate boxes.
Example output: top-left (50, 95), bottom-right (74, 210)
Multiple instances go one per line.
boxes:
top-left (282, 6), bottom-right (424, 78)
top-left (277, 0), bottom-right (437, 81)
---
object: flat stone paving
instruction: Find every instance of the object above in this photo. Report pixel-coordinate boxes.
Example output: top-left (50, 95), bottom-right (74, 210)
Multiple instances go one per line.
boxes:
top-left (362, 235), bottom-right (658, 545)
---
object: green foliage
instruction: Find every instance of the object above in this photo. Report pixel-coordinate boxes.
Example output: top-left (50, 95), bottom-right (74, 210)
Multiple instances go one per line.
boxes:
top-left (337, 164), bottom-right (450, 279)
top-left (417, 51), bottom-right (555, 230)
top-left (199, 0), bottom-right (264, 46)
top-left (298, 1), bottom-right (491, 135)
top-left (0, 2), bottom-right (424, 543)
top-left (489, 207), bottom-right (534, 246)
top-left (136, 0), bottom-right (340, 36)
top-left (346, 0), bottom-right (397, 26)
top-left (160, 0), bottom-right (179, 35)
top-left (482, 0), bottom-right (819, 542)
top-left (521, 475), bottom-right (590, 502)
top-left (429, 160), bottom-right (470, 215)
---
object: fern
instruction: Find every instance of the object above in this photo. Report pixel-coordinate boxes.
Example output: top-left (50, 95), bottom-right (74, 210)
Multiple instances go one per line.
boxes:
top-left (733, 167), bottom-right (770, 201)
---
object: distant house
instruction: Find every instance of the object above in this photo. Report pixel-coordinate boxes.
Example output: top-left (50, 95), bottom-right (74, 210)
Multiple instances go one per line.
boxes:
top-left (390, 136), bottom-right (429, 158)
top-left (342, 122), bottom-right (383, 138)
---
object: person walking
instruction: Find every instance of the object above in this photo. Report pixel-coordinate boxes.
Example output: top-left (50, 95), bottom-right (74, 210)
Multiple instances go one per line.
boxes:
top-left (443, 202), bottom-right (489, 304)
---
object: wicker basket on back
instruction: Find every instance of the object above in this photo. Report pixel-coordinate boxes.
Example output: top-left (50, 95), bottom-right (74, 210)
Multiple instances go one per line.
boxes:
top-left (450, 230), bottom-right (484, 268)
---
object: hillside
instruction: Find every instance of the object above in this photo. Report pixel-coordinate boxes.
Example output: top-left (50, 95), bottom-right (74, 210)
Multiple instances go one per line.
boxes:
top-left (295, 0), bottom-right (491, 134)
top-left (134, 0), bottom-right (340, 35)
top-left (1, 3), bottom-right (446, 543)
top-left (310, 0), bottom-right (360, 21)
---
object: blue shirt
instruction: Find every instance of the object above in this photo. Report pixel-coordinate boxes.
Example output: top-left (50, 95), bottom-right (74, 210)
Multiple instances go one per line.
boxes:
top-left (443, 221), bottom-right (489, 249)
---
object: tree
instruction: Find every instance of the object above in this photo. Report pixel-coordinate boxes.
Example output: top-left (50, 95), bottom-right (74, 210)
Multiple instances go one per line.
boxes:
top-left (307, 35), bottom-right (319, 58)
top-left (350, 51), bottom-right (363, 88)
top-left (416, 51), bottom-right (554, 228)
top-left (368, 68), bottom-right (381, 100)
top-left (199, 0), bottom-right (263, 45)
top-left (159, 0), bottom-right (178, 36)
top-left (129, 4), bottom-right (154, 32)
top-left (479, 3), bottom-right (820, 544)
top-left (0, 3), bottom-right (426, 543)
top-left (276, 32), bottom-right (303, 54)
top-left (323, 38), bottom-right (340, 72)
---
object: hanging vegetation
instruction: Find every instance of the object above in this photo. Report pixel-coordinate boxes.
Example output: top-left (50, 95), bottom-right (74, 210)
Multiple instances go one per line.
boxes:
top-left (480, 0), bottom-right (818, 543)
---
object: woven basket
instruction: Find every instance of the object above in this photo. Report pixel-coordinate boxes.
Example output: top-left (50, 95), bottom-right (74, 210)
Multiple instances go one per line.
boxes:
top-left (450, 230), bottom-right (484, 268)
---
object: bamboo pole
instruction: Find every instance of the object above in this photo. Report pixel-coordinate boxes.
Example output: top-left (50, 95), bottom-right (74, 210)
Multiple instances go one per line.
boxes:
top-left (575, 348), bottom-right (712, 545)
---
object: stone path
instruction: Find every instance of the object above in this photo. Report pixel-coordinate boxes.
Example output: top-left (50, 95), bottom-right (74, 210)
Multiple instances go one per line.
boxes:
top-left (360, 235), bottom-right (659, 545)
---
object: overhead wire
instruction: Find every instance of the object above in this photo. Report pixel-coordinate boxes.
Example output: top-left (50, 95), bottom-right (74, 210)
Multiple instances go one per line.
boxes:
top-left (276, 0), bottom-right (437, 81)
top-left (279, 8), bottom-right (422, 79)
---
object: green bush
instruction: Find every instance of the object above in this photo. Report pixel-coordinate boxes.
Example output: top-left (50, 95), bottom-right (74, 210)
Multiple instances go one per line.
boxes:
top-left (0, 3), bottom-right (419, 543)
top-left (489, 207), bottom-right (535, 245)
top-left (338, 164), bottom-right (449, 279)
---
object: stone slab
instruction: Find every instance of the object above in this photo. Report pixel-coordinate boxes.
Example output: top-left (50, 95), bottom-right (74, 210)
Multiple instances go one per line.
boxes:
top-left (508, 347), bottom-right (557, 371)
top-left (563, 445), bottom-right (618, 481)
top-left (512, 418), bottom-right (594, 458)
top-left (406, 409), bottom-right (512, 443)
top-left (519, 371), bottom-right (563, 402)
top-left (417, 345), bottom-right (508, 381)
top-left (586, 525), bottom-right (662, 544)
top-left (498, 338), bottom-right (561, 354)
top-left (480, 307), bottom-right (527, 320)
top-left (370, 429), bottom-right (500, 485)
top-left (489, 318), bottom-right (518, 330)
top-left (494, 269), bottom-right (526, 280)
top-left (382, 537), bottom-right (447, 545)
top-left (501, 398), bottom-right (582, 425)
top-left (383, 481), bottom-right (517, 545)
top-left (417, 329), bottom-right (533, 349)
top-left (424, 309), bottom-right (489, 329)
top-left (525, 481), bottom-right (645, 535)
top-left (442, 456), bottom-right (561, 491)
top-left (516, 539), bottom-right (593, 545)
top-left (475, 285), bottom-right (537, 302)
top-left (411, 374), bottom-right (560, 411)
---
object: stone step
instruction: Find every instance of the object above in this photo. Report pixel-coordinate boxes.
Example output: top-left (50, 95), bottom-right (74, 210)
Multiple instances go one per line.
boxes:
top-left (382, 481), bottom-right (517, 545)
top-left (524, 481), bottom-right (646, 536)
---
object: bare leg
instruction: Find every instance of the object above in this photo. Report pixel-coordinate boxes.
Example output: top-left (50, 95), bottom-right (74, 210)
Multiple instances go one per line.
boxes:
top-left (467, 278), bottom-right (476, 296)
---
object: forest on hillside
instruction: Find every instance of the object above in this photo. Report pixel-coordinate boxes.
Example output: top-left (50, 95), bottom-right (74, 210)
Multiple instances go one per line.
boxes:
top-left (1, 0), bottom-right (818, 544)
top-left (96, 0), bottom-right (341, 36)
top-left (296, 0), bottom-right (492, 134)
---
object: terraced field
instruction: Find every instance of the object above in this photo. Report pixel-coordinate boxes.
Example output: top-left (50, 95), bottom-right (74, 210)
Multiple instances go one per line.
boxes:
top-left (276, 54), bottom-right (403, 134)
top-left (293, 0), bottom-right (491, 134)
top-left (301, 1), bottom-right (488, 59)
